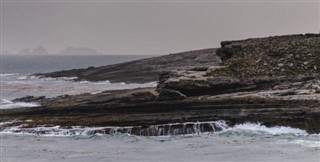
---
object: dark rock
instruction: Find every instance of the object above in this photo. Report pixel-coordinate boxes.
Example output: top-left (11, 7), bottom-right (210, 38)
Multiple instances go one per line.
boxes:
top-left (13, 96), bottom-right (46, 103)
top-left (158, 89), bottom-right (187, 100)
top-left (159, 75), bottom-right (320, 97)
top-left (190, 67), bottom-right (209, 71)
top-left (216, 43), bottom-right (243, 61)
top-left (36, 48), bottom-right (220, 83)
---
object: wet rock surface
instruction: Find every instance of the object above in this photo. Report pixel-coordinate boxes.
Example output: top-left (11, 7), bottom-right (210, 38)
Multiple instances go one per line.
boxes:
top-left (2, 34), bottom-right (320, 134)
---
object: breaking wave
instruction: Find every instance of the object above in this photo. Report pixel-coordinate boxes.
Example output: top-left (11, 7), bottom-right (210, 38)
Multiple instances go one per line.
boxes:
top-left (16, 75), bottom-right (78, 81)
top-left (0, 121), bottom-right (316, 138)
top-left (1, 73), bottom-right (157, 100)
top-left (222, 123), bottom-right (308, 135)
top-left (0, 120), bottom-right (227, 137)
top-left (0, 73), bottom-right (18, 77)
top-left (285, 139), bottom-right (320, 148)
top-left (0, 99), bottom-right (40, 109)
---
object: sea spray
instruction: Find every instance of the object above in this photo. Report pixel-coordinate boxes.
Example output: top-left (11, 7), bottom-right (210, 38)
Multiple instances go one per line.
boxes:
top-left (229, 123), bottom-right (308, 135)
top-left (0, 73), bottom-right (18, 77)
top-left (0, 120), bottom-right (228, 136)
top-left (2, 120), bottom-right (313, 137)
top-left (0, 99), bottom-right (40, 109)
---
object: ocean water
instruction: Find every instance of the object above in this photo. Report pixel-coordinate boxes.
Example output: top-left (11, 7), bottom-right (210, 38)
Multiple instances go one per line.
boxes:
top-left (1, 122), bottom-right (320, 162)
top-left (0, 55), bottom-right (156, 107)
top-left (1, 55), bottom-right (151, 74)
top-left (1, 55), bottom-right (320, 162)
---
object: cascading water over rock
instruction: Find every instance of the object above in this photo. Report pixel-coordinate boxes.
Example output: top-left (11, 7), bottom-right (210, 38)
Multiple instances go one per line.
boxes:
top-left (0, 120), bottom-right (228, 136)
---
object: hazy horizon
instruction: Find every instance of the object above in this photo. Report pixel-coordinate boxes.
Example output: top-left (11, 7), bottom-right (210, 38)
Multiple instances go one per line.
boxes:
top-left (1, 0), bottom-right (319, 55)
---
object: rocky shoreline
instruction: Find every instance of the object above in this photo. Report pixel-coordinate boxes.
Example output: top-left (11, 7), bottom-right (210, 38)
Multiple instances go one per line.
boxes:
top-left (1, 34), bottom-right (320, 135)
top-left (35, 48), bottom-right (220, 83)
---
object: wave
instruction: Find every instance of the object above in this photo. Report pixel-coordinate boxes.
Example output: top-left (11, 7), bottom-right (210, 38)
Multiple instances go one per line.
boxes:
top-left (286, 139), bottom-right (320, 148)
top-left (78, 79), bottom-right (157, 86)
top-left (0, 99), bottom-right (40, 109)
top-left (2, 74), bottom-right (158, 100)
top-left (17, 75), bottom-right (78, 81)
top-left (0, 73), bottom-right (19, 81)
top-left (14, 75), bottom-right (157, 87)
top-left (0, 121), bottom-right (227, 137)
top-left (1, 120), bottom-right (316, 138)
top-left (0, 73), bottom-right (18, 77)
top-left (0, 73), bottom-right (78, 82)
top-left (223, 123), bottom-right (308, 135)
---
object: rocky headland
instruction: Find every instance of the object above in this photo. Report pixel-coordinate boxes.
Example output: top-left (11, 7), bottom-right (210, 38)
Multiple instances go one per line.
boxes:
top-left (1, 34), bottom-right (320, 135)
top-left (37, 48), bottom-right (219, 83)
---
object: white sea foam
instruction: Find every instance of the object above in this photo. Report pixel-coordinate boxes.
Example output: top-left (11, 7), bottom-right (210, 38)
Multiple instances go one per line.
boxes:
top-left (95, 80), bottom-right (111, 84)
top-left (1, 99), bottom-right (14, 104)
top-left (0, 99), bottom-right (40, 109)
top-left (0, 120), bottom-right (17, 126)
top-left (0, 120), bottom-right (228, 137)
top-left (16, 76), bottom-right (29, 80)
top-left (16, 75), bottom-right (40, 80)
top-left (2, 73), bottom-right (158, 100)
top-left (289, 139), bottom-right (320, 147)
top-left (0, 125), bottom-right (134, 137)
top-left (0, 120), bottom-right (314, 138)
top-left (221, 123), bottom-right (308, 135)
top-left (17, 75), bottom-right (78, 81)
top-left (43, 76), bottom-right (78, 81)
top-left (0, 73), bottom-right (18, 77)
top-left (276, 138), bottom-right (320, 148)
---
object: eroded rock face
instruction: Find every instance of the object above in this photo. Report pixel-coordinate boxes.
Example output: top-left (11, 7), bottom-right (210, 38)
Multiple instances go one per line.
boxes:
top-left (158, 74), bottom-right (320, 97)
top-left (214, 34), bottom-right (320, 77)
top-left (158, 33), bottom-right (320, 97)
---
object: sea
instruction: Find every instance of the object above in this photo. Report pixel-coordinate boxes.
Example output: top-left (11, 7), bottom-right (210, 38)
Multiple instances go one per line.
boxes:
top-left (1, 55), bottom-right (319, 162)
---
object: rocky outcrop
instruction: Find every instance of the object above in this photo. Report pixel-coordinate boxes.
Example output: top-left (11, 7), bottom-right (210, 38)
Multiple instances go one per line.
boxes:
top-left (2, 34), bottom-right (320, 135)
top-left (158, 74), bottom-right (320, 97)
top-left (214, 34), bottom-right (320, 77)
top-left (36, 48), bottom-right (220, 83)
top-left (158, 34), bottom-right (320, 97)
top-left (2, 87), bottom-right (320, 134)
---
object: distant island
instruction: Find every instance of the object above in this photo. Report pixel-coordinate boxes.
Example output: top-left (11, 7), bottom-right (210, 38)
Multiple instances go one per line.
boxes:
top-left (17, 46), bottom-right (48, 55)
top-left (57, 47), bottom-right (101, 55)
top-left (2, 46), bottom-right (102, 55)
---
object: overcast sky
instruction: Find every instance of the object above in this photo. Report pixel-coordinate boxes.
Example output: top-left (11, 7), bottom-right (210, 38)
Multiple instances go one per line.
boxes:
top-left (1, 0), bottom-right (319, 55)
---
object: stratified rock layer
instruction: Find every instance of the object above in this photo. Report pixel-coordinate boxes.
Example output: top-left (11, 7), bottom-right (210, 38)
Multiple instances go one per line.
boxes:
top-left (2, 34), bottom-right (320, 135)
top-left (37, 48), bottom-right (219, 83)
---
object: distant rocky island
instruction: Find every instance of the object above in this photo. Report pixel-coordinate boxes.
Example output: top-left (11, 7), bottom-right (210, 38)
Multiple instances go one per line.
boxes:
top-left (17, 46), bottom-right (48, 55)
top-left (2, 46), bottom-right (102, 55)
top-left (1, 33), bottom-right (319, 135)
top-left (57, 47), bottom-right (102, 55)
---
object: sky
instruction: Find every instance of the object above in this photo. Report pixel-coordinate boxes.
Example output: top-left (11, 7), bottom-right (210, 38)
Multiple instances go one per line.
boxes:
top-left (1, 0), bottom-right (319, 55)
